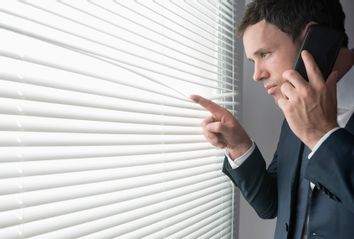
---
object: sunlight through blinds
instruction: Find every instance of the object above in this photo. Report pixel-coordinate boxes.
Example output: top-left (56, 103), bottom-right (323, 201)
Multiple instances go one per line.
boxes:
top-left (0, 0), bottom-right (239, 238)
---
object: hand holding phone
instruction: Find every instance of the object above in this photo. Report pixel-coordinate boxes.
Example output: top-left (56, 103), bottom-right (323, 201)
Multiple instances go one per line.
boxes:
top-left (293, 25), bottom-right (344, 81)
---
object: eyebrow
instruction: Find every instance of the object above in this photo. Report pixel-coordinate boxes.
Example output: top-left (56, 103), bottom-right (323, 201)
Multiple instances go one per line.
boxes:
top-left (254, 48), bottom-right (269, 56)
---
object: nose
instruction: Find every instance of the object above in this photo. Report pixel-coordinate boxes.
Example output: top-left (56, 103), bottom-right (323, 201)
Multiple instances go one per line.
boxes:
top-left (253, 63), bottom-right (269, 82)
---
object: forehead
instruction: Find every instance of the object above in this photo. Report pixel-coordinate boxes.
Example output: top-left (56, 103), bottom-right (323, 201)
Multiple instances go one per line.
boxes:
top-left (242, 20), bottom-right (292, 57)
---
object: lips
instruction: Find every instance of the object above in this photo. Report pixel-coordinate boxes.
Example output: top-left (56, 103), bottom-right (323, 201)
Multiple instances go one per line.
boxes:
top-left (265, 84), bottom-right (277, 95)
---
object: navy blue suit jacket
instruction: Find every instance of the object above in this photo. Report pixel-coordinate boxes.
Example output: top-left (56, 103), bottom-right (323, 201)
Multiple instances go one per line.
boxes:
top-left (223, 113), bottom-right (354, 239)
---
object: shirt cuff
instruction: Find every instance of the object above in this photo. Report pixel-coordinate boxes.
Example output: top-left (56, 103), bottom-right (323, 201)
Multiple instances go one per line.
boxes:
top-left (308, 127), bottom-right (341, 159)
top-left (225, 141), bottom-right (255, 169)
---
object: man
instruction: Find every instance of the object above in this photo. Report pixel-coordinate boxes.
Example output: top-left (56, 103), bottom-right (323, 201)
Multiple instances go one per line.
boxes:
top-left (191, 0), bottom-right (354, 238)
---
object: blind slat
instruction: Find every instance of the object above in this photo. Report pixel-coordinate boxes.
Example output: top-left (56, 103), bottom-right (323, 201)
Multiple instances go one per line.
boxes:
top-left (0, 152), bottom-right (221, 179)
top-left (1, 186), bottom-right (231, 239)
top-left (0, 145), bottom-right (218, 163)
top-left (0, 179), bottom-right (230, 228)
top-left (0, 70), bottom-right (201, 110)
top-left (0, 131), bottom-right (206, 146)
top-left (0, 114), bottom-right (201, 134)
top-left (0, 80), bottom-right (208, 118)
top-left (0, 170), bottom-right (225, 212)
top-left (0, 162), bottom-right (222, 195)
top-left (73, 0), bottom-right (220, 67)
top-left (0, 11), bottom-right (230, 92)
top-left (199, 218), bottom-right (233, 239)
top-left (0, 98), bottom-right (205, 126)
top-left (150, 209), bottom-right (232, 239)
top-left (84, 201), bottom-right (232, 239)
top-left (0, 0), bottom-right (237, 237)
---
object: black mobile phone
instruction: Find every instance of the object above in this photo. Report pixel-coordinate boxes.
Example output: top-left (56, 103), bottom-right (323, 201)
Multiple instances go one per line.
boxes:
top-left (293, 25), bottom-right (344, 81)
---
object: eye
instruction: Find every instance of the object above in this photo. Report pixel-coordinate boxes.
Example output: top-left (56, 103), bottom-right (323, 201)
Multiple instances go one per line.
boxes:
top-left (260, 52), bottom-right (270, 58)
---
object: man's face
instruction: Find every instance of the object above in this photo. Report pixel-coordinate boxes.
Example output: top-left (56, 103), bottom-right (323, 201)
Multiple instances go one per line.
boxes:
top-left (243, 20), bottom-right (300, 103)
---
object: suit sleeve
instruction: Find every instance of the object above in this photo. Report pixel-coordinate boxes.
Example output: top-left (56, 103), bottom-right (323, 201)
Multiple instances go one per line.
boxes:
top-left (306, 128), bottom-right (354, 213)
top-left (222, 145), bottom-right (278, 219)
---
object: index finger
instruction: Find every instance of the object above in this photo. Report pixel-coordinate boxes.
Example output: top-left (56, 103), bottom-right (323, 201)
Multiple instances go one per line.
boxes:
top-left (190, 95), bottom-right (225, 118)
top-left (302, 50), bottom-right (325, 86)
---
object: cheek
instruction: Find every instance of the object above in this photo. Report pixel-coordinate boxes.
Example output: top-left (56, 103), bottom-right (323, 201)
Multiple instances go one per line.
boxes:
top-left (270, 55), bottom-right (294, 81)
top-left (273, 46), bottom-right (297, 69)
top-left (275, 57), bottom-right (293, 73)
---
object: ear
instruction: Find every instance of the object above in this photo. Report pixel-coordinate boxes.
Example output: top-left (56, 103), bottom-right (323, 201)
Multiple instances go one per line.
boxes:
top-left (299, 21), bottom-right (318, 40)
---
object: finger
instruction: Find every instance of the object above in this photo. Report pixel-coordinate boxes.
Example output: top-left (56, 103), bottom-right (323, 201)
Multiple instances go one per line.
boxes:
top-left (206, 121), bottom-right (225, 134)
top-left (282, 69), bottom-right (307, 89)
top-left (326, 70), bottom-right (339, 99)
top-left (301, 50), bottom-right (324, 87)
top-left (280, 80), bottom-right (296, 100)
top-left (202, 116), bottom-right (215, 127)
top-left (204, 131), bottom-right (226, 148)
top-left (190, 95), bottom-right (226, 118)
top-left (203, 130), bottom-right (218, 142)
top-left (276, 96), bottom-right (288, 111)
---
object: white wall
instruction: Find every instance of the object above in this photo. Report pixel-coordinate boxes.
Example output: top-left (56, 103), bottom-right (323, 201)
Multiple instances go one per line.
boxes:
top-left (341, 0), bottom-right (354, 48)
top-left (238, 0), bottom-right (354, 238)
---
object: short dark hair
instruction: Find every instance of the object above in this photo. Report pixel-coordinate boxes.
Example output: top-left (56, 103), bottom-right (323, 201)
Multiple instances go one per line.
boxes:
top-left (238, 0), bottom-right (348, 47)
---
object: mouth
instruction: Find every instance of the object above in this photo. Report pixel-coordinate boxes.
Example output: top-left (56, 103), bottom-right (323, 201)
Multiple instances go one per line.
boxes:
top-left (265, 84), bottom-right (277, 95)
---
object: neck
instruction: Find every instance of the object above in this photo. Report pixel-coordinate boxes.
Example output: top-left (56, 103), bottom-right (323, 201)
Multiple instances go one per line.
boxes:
top-left (333, 48), bottom-right (354, 79)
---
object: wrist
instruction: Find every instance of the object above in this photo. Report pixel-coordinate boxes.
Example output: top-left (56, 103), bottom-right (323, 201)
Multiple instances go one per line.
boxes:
top-left (308, 127), bottom-right (340, 157)
top-left (227, 139), bottom-right (253, 159)
top-left (305, 123), bottom-right (339, 149)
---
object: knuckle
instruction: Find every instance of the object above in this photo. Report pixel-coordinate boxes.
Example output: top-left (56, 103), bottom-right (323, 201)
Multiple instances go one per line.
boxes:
top-left (288, 70), bottom-right (298, 79)
top-left (282, 102), bottom-right (293, 113)
top-left (302, 88), bottom-right (311, 98)
top-left (210, 136), bottom-right (220, 146)
top-left (280, 83), bottom-right (288, 92)
top-left (317, 83), bottom-right (327, 92)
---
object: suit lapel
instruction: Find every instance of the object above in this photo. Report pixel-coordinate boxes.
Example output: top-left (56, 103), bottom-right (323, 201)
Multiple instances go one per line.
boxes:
top-left (278, 120), bottom-right (303, 225)
top-left (280, 121), bottom-right (303, 185)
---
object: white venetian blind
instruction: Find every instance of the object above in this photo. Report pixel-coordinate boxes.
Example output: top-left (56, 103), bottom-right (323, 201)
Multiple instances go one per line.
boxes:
top-left (0, 0), bottom-right (239, 238)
